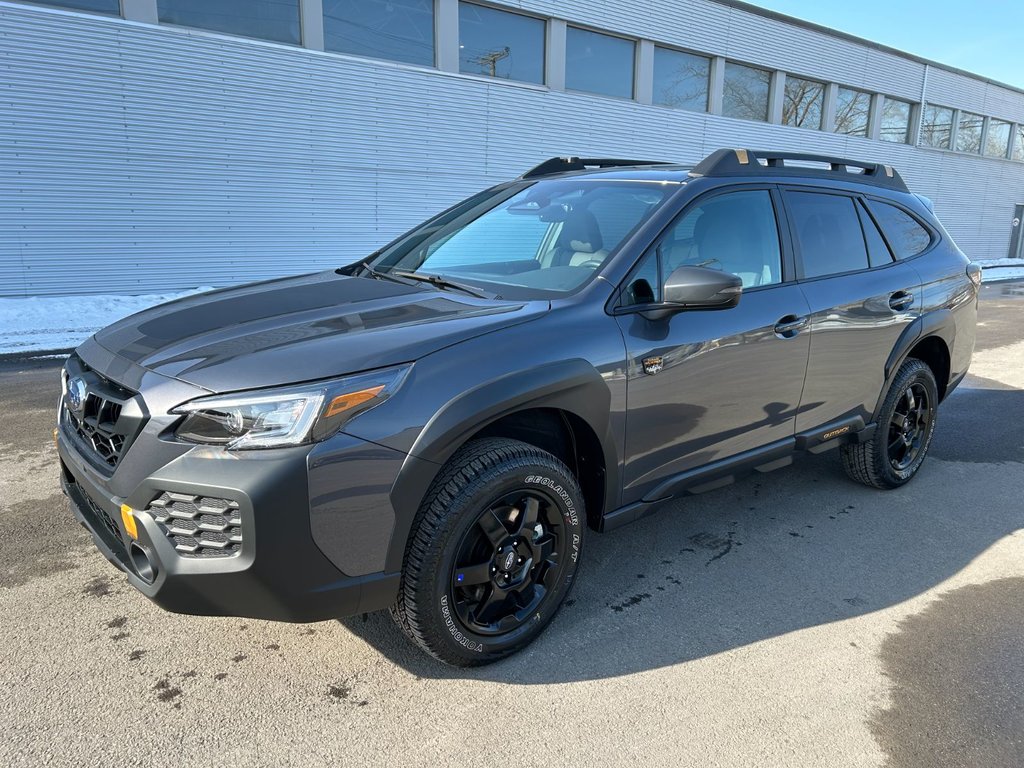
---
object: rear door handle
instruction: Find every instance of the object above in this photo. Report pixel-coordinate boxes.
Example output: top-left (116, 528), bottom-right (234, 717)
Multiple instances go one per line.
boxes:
top-left (889, 291), bottom-right (914, 311)
top-left (774, 314), bottom-right (808, 338)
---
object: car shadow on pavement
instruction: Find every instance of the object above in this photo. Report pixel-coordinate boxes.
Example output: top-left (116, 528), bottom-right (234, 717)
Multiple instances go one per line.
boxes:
top-left (340, 387), bottom-right (1024, 684)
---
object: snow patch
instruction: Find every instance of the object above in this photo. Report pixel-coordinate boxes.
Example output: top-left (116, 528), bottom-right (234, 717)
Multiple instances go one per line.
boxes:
top-left (0, 289), bottom-right (210, 355)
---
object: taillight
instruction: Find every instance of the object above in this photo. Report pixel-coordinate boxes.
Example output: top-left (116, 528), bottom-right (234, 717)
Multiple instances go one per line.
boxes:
top-left (966, 262), bottom-right (982, 288)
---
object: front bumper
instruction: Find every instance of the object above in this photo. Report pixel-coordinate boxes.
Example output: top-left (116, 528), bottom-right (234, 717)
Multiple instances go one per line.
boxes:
top-left (58, 412), bottom-right (402, 624)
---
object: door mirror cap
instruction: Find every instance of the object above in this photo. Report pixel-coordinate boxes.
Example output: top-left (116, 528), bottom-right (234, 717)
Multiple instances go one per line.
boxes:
top-left (658, 265), bottom-right (743, 313)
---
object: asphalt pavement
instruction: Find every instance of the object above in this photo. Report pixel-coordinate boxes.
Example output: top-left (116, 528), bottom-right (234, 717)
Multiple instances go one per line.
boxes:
top-left (1, 283), bottom-right (1022, 767)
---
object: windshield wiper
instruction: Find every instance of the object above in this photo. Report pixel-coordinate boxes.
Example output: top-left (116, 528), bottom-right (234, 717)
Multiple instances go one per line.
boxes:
top-left (389, 270), bottom-right (495, 299)
top-left (362, 262), bottom-right (417, 286)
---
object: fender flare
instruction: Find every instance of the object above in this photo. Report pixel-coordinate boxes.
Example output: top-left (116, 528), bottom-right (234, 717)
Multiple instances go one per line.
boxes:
top-left (383, 358), bottom-right (619, 573)
top-left (876, 309), bottom-right (955, 415)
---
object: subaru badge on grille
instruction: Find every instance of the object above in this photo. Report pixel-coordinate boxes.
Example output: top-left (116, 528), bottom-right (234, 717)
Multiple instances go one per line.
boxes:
top-left (67, 377), bottom-right (87, 413)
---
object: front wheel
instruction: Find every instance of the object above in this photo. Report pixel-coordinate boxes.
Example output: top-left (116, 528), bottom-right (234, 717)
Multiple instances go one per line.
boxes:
top-left (391, 438), bottom-right (585, 666)
top-left (841, 357), bottom-right (938, 489)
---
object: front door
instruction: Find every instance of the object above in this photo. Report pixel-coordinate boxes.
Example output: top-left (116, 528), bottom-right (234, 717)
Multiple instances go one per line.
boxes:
top-left (615, 187), bottom-right (811, 504)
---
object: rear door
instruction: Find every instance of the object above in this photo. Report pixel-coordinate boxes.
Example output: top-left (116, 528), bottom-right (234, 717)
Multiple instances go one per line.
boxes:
top-left (782, 187), bottom-right (923, 433)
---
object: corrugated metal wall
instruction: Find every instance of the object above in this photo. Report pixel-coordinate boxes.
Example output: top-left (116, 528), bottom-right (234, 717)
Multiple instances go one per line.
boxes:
top-left (1, 1), bottom-right (1022, 296)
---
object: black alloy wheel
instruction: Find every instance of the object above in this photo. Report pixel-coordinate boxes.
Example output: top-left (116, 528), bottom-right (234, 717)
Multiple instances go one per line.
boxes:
top-left (887, 382), bottom-right (933, 471)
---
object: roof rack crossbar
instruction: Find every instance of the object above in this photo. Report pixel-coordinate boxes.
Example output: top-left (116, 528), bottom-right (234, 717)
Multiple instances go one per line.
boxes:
top-left (520, 157), bottom-right (674, 179)
top-left (691, 149), bottom-right (909, 192)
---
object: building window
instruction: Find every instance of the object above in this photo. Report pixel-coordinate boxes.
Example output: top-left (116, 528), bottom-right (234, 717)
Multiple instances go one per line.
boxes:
top-left (782, 76), bottom-right (824, 130)
top-left (920, 105), bottom-right (954, 149)
top-left (1014, 126), bottom-right (1024, 162)
top-left (323, 0), bottom-right (434, 67)
top-left (834, 87), bottom-right (871, 137)
top-left (956, 111), bottom-right (984, 154)
top-left (652, 47), bottom-right (710, 112)
top-left (722, 61), bottom-right (771, 122)
top-left (157, 0), bottom-right (301, 45)
top-left (880, 97), bottom-right (912, 144)
top-left (985, 119), bottom-right (1011, 158)
top-left (458, 3), bottom-right (544, 84)
top-left (32, 0), bottom-right (120, 12)
top-left (565, 27), bottom-right (635, 99)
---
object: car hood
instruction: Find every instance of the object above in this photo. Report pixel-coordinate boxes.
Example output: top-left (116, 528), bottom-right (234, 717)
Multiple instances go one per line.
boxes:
top-left (92, 271), bottom-right (547, 392)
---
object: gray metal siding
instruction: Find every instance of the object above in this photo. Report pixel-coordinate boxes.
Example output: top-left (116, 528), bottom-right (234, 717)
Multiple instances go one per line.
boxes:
top-left (1, 1), bottom-right (1022, 296)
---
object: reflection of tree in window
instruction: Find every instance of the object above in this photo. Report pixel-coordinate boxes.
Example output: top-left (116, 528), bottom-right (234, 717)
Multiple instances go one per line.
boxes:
top-left (783, 77), bottom-right (824, 129)
top-left (920, 105), bottom-right (954, 149)
top-left (1013, 126), bottom-right (1024, 162)
top-left (880, 98), bottom-right (911, 143)
top-left (834, 87), bottom-right (871, 136)
top-left (323, 0), bottom-right (434, 67)
top-left (653, 48), bottom-right (709, 112)
top-left (985, 120), bottom-right (1011, 158)
top-left (722, 62), bottom-right (771, 122)
top-left (956, 112), bottom-right (984, 154)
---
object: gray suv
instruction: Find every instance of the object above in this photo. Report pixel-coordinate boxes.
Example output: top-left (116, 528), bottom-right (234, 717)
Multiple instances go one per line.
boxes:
top-left (56, 149), bottom-right (980, 665)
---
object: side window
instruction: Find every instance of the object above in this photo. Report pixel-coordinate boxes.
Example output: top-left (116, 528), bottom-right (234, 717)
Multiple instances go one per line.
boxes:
top-left (864, 200), bottom-right (933, 259)
top-left (621, 190), bottom-right (782, 306)
top-left (857, 200), bottom-right (895, 268)
top-left (786, 191), bottom-right (869, 278)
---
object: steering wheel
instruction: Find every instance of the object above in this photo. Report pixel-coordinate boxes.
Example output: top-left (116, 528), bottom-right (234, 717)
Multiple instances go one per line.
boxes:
top-left (578, 259), bottom-right (604, 269)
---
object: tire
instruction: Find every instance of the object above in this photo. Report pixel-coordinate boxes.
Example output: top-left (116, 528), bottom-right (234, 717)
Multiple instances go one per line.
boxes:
top-left (841, 357), bottom-right (939, 489)
top-left (390, 438), bottom-right (585, 666)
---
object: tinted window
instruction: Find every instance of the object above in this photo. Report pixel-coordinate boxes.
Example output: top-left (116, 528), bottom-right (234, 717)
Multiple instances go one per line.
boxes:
top-left (1014, 126), bottom-right (1024, 162)
top-left (880, 98), bottom-right (912, 144)
top-left (323, 0), bottom-right (434, 66)
top-left (985, 119), bottom-right (1011, 158)
top-left (787, 192), bottom-right (869, 278)
top-left (158, 0), bottom-right (300, 44)
top-left (653, 47), bottom-right (709, 112)
top-left (565, 28), bottom-right (635, 99)
top-left (783, 76), bottom-right (824, 130)
top-left (458, 3), bottom-right (544, 84)
top-left (35, 0), bottom-right (119, 12)
top-left (655, 190), bottom-right (782, 291)
top-left (865, 201), bottom-right (932, 259)
top-left (857, 202), bottom-right (894, 268)
top-left (834, 87), bottom-right (871, 137)
top-left (722, 62), bottom-right (771, 122)
top-left (920, 105), bottom-right (954, 149)
top-left (956, 112), bottom-right (984, 154)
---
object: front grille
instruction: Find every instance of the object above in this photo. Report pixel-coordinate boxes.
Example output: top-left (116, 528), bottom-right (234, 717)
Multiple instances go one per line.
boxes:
top-left (146, 492), bottom-right (243, 558)
top-left (62, 356), bottom-right (145, 473)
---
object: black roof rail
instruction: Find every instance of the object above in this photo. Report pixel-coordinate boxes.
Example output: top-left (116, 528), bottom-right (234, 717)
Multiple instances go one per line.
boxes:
top-left (690, 148), bottom-right (909, 193)
top-left (520, 156), bottom-right (674, 179)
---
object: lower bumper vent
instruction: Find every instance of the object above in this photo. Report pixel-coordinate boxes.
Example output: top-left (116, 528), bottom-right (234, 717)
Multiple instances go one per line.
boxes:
top-left (147, 492), bottom-right (243, 558)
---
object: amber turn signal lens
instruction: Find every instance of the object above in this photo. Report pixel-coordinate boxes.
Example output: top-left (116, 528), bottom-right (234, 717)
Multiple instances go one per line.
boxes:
top-left (323, 385), bottom-right (385, 419)
top-left (120, 504), bottom-right (138, 540)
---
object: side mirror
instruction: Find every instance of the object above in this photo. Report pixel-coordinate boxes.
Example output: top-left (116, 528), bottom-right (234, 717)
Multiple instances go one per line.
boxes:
top-left (640, 265), bottom-right (742, 320)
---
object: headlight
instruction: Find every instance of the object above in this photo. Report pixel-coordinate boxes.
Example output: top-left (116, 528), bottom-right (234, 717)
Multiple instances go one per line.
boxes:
top-left (171, 365), bottom-right (410, 450)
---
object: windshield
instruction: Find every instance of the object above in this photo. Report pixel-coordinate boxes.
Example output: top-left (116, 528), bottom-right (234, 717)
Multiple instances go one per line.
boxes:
top-left (368, 179), bottom-right (678, 299)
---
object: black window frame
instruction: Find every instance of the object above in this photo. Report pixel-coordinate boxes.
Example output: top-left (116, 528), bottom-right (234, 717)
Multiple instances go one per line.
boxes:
top-left (860, 195), bottom-right (939, 262)
top-left (612, 184), bottom-right (794, 313)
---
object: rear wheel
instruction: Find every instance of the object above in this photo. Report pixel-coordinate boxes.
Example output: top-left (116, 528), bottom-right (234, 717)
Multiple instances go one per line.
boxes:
top-left (391, 438), bottom-right (584, 666)
top-left (842, 358), bottom-right (938, 489)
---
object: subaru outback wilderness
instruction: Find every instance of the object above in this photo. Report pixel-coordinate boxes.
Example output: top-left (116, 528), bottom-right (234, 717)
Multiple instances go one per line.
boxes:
top-left (57, 149), bottom-right (979, 666)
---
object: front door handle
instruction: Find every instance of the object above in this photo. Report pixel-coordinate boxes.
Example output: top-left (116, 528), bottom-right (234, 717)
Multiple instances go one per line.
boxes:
top-left (889, 291), bottom-right (914, 311)
top-left (774, 314), bottom-right (808, 338)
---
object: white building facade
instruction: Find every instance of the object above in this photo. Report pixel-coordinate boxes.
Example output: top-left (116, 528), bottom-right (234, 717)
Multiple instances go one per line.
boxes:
top-left (1, 0), bottom-right (1023, 296)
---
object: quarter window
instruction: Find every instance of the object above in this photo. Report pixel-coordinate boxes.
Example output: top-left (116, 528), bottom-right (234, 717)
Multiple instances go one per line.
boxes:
top-left (158, 0), bottom-right (301, 45)
top-left (653, 47), bottom-right (710, 112)
top-left (565, 28), bottom-right (635, 99)
top-left (722, 62), bottom-right (771, 122)
top-left (857, 202), bottom-right (895, 268)
top-left (787, 192), bottom-right (869, 278)
top-left (864, 201), bottom-right (932, 259)
top-left (458, 3), bottom-right (544, 84)
top-left (834, 87), bottom-right (872, 137)
top-left (880, 98), bottom-right (912, 144)
top-left (985, 119), bottom-right (1011, 158)
top-left (920, 105), bottom-right (955, 149)
top-left (323, 0), bottom-right (435, 67)
top-left (956, 112), bottom-right (984, 154)
top-left (782, 76), bottom-right (825, 130)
